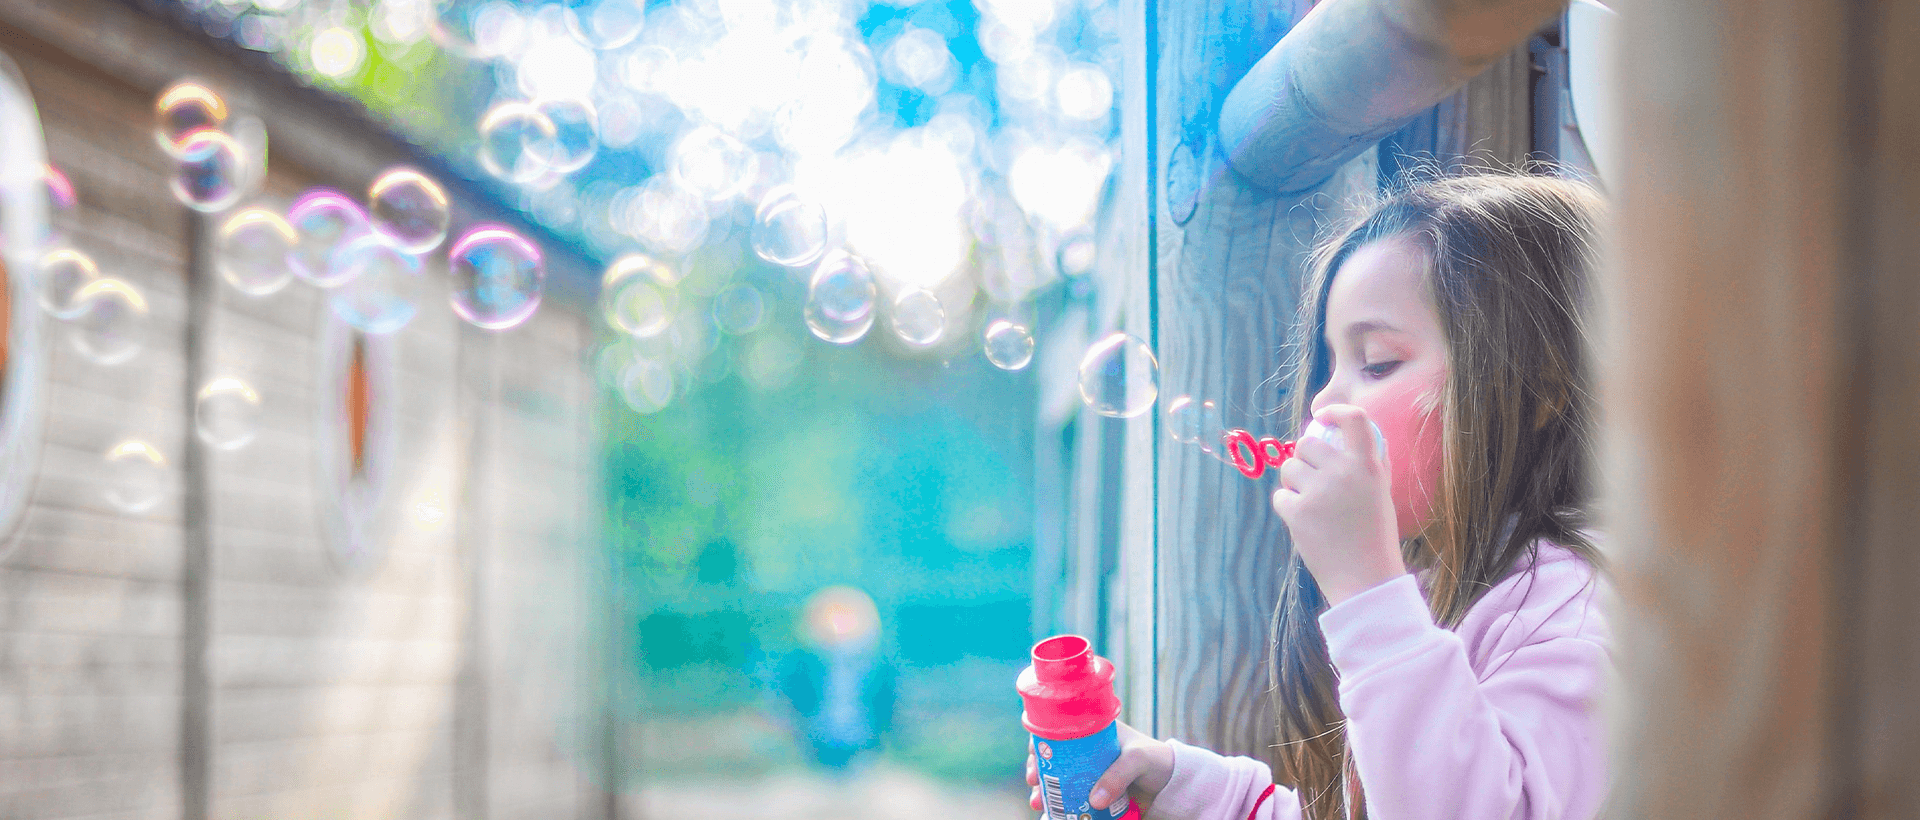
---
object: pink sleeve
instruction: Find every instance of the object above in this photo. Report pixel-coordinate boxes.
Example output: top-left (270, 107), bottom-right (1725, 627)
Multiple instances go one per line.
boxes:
top-left (1322, 569), bottom-right (1608, 820)
top-left (1145, 740), bottom-right (1301, 820)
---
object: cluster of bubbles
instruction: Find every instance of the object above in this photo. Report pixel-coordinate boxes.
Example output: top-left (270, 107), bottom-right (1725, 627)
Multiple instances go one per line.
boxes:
top-left (88, 81), bottom-right (562, 514)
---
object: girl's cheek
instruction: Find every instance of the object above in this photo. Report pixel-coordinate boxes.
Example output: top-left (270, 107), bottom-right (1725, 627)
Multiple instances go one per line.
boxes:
top-left (1365, 382), bottom-right (1446, 540)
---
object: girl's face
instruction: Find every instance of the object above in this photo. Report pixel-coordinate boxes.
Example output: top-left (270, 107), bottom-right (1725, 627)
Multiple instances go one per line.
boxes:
top-left (1310, 235), bottom-right (1449, 541)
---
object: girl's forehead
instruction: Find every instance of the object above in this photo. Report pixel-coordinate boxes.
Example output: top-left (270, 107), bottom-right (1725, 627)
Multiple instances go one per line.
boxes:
top-left (1326, 236), bottom-right (1439, 331)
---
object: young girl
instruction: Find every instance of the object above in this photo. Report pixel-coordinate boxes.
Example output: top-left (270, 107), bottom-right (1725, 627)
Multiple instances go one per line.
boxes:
top-left (1028, 173), bottom-right (1611, 820)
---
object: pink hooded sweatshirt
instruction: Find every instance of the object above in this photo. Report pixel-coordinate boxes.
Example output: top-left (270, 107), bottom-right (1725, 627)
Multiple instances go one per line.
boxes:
top-left (1147, 541), bottom-right (1609, 820)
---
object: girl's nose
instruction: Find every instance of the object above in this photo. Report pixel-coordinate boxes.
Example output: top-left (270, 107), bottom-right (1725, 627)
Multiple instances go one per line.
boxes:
top-left (1310, 380), bottom-right (1343, 416)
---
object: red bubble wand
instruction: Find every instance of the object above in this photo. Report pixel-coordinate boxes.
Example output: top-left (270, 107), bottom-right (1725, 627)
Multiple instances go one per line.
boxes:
top-left (1219, 420), bottom-right (1385, 480)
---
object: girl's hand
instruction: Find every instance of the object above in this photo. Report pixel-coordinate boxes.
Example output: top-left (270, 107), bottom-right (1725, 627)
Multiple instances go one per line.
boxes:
top-left (1271, 404), bottom-right (1406, 606)
top-left (1025, 721), bottom-right (1172, 815)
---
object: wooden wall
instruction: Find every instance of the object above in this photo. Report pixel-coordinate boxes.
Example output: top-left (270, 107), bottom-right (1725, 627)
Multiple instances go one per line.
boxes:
top-left (1602, 0), bottom-right (1920, 816)
top-left (0, 1), bottom-right (607, 817)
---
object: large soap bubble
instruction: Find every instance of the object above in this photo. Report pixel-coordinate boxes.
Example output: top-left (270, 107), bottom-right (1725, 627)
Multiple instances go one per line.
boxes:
top-left (1077, 331), bottom-right (1159, 418)
top-left (287, 188), bottom-right (369, 288)
top-left (329, 232), bottom-right (424, 334)
top-left (449, 225), bottom-right (545, 330)
top-left (368, 167), bottom-right (450, 254)
top-left (216, 208), bottom-right (297, 296)
top-left (804, 252), bottom-right (876, 345)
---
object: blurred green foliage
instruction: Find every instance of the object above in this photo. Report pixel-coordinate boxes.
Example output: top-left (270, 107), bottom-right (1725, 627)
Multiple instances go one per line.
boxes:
top-left (600, 295), bottom-right (1038, 784)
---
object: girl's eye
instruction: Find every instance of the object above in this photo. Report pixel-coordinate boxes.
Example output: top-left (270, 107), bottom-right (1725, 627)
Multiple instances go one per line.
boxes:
top-left (1362, 361), bottom-right (1401, 379)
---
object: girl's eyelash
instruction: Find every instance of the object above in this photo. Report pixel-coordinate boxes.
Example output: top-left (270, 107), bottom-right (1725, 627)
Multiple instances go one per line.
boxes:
top-left (1363, 361), bottom-right (1401, 377)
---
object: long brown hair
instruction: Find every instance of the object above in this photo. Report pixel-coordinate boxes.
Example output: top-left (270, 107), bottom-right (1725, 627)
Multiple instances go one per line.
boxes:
top-left (1268, 173), bottom-right (1606, 819)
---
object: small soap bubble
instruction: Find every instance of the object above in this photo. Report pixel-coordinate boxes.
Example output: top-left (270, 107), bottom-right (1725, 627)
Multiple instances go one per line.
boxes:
top-left (287, 189), bottom-right (369, 287)
top-left (601, 254), bottom-right (677, 338)
top-left (37, 248), bottom-right (100, 320)
top-left (68, 278), bottom-right (148, 365)
top-left (1165, 396), bottom-right (1200, 444)
top-left (563, 0), bottom-right (644, 49)
top-left (618, 357), bottom-right (674, 414)
top-left (751, 186), bottom-right (830, 268)
top-left (983, 319), bottom-right (1034, 371)
top-left (328, 232), bottom-right (424, 334)
top-left (712, 283), bottom-right (765, 335)
top-left (477, 101), bottom-right (558, 183)
top-left (195, 377), bottom-right (262, 450)
top-left (216, 208), bottom-right (297, 296)
top-left (1193, 400), bottom-right (1226, 457)
top-left (534, 98), bottom-right (600, 175)
top-left (154, 81), bottom-right (227, 155)
top-left (449, 225), bottom-right (545, 330)
top-left (103, 439), bottom-right (167, 514)
top-left (170, 130), bottom-right (244, 213)
top-left (1056, 228), bottom-right (1097, 277)
top-left (368, 168), bottom-right (450, 254)
top-left (890, 289), bottom-right (945, 347)
top-left (1077, 331), bottom-right (1160, 418)
top-left (804, 252), bottom-right (877, 345)
top-left (671, 126), bottom-right (756, 202)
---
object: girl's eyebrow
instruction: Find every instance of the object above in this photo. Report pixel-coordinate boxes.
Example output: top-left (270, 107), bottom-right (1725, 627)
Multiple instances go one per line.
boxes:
top-left (1342, 319), bottom-right (1402, 341)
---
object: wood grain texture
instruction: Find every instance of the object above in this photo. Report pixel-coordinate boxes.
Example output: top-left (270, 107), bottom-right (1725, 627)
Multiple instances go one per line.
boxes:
top-left (1149, 0), bottom-right (1380, 764)
top-left (0, 0), bottom-right (606, 817)
top-left (1596, 0), bottom-right (1894, 817)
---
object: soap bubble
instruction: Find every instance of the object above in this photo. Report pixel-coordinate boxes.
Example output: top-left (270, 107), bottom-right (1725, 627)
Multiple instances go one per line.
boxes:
top-left (216, 208), bottom-right (296, 296)
top-left (103, 439), bottom-right (167, 514)
top-left (287, 188), bottom-right (369, 287)
top-left (1192, 400), bottom-right (1226, 458)
top-left (751, 186), bottom-right (830, 268)
top-left (170, 129), bottom-right (244, 213)
top-left (983, 319), bottom-right (1034, 371)
top-left (534, 98), bottom-right (600, 175)
top-left (68, 278), bottom-right (148, 365)
top-left (618, 357), bottom-right (674, 414)
top-left (37, 248), bottom-right (99, 319)
top-left (712, 283), bottom-right (764, 335)
top-left (890, 289), bottom-right (945, 347)
top-left (153, 81), bottom-right (227, 155)
top-left (328, 233), bottom-right (424, 334)
top-left (449, 225), bottom-right (545, 330)
top-left (601, 254), bottom-right (677, 338)
top-left (368, 168), bottom-right (449, 254)
top-left (563, 0), bottom-right (644, 49)
top-left (1077, 331), bottom-right (1159, 418)
top-left (671, 126), bottom-right (756, 202)
top-left (1165, 396), bottom-right (1201, 444)
top-left (1056, 228), bottom-right (1096, 276)
top-left (804, 252), bottom-right (876, 345)
top-left (195, 377), bottom-right (262, 450)
top-left (477, 101), bottom-right (558, 183)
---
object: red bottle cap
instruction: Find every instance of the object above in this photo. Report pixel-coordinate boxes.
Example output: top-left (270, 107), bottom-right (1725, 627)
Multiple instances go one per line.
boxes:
top-left (1017, 634), bottom-right (1122, 740)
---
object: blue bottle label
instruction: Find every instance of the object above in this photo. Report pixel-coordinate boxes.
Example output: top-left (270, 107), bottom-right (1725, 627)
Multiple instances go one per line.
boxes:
top-left (1032, 723), bottom-right (1132, 820)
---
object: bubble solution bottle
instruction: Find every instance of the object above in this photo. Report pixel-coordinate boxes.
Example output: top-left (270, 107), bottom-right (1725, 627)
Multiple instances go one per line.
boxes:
top-left (1018, 635), bottom-right (1141, 820)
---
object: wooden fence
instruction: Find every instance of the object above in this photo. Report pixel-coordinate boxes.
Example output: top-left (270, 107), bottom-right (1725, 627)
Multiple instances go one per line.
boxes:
top-left (0, 0), bottom-right (610, 817)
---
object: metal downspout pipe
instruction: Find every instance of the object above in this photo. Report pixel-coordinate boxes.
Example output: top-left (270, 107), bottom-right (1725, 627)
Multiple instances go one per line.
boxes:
top-left (1218, 0), bottom-right (1568, 195)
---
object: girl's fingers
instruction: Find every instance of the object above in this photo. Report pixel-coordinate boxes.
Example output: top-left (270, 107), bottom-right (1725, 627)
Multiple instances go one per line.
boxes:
top-left (1025, 752), bottom-right (1038, 786)
top-left (1088, 749), bottom-right (1152, 811)
top-left (1316, 405), bottom-right (1383, 468)
top-left (1030, 784), bottom-right (1043, 812)
top-left (1291, 433), bottom-right (1336, 468)
top-left (1277, 452), bottom-right (1312, 493)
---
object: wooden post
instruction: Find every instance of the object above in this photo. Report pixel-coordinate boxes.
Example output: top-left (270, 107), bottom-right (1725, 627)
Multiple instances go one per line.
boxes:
top-left (1147, 0), bottom-right (1376, 759)
top-left (1602, 0), bottom-right (1920, 816)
